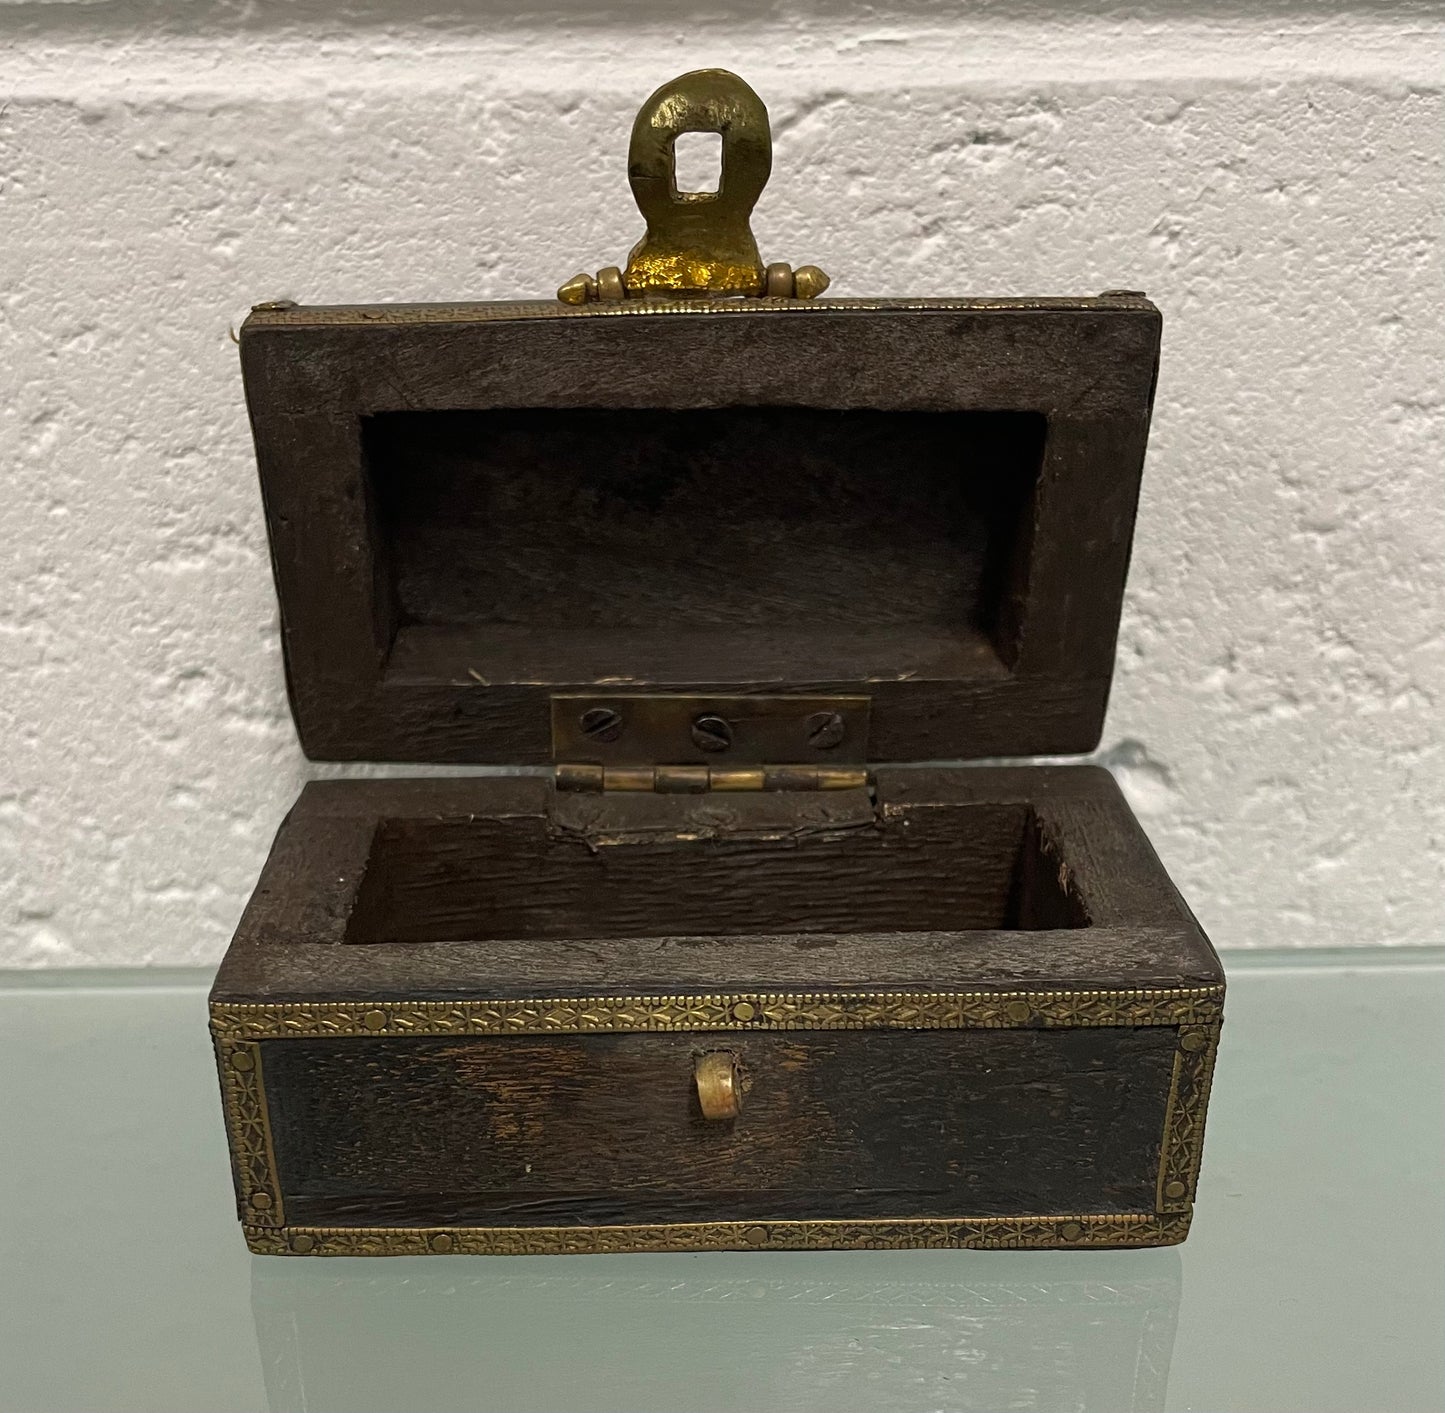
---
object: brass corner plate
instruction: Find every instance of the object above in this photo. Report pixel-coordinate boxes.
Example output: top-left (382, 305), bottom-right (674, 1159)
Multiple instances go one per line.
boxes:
top-left (213, 987), bottom-right (1222, 1256)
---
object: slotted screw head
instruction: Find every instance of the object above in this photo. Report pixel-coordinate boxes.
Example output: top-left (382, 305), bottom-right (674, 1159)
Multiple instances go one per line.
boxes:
top-left (579, 707), bottom-right (623, 743)
top-left (805, 711), bottom-right (846, 750)
top-left (691, 714), bottom-right (733, 753)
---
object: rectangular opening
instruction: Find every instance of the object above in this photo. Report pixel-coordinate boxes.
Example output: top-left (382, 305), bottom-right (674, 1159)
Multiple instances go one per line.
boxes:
top-left (345, 802), bottom-right (1088, 945)
top-left (672, 130), bottom-right (722, 194)
top-left (363, 408), bottom-right (1047, 687)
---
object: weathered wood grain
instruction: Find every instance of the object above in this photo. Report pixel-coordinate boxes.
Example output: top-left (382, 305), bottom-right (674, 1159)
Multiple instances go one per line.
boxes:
top-left (239, 299), bottom-right (1159, 763)
top-left (345, 801), bottom-right (1078, 945)
top-left (212, 766), bottom-right (1222, 1003)
top-left (263, 1026), bottom-right (1177, 1228)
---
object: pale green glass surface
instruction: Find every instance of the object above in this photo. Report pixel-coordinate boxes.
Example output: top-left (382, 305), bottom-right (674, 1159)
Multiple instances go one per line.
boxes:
top-left (2, 953), bottom-right (1442, 1413)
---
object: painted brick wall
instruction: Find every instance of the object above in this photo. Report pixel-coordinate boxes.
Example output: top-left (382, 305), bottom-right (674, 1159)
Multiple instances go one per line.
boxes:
top-left (3, 4), bottom-right (1442, 963)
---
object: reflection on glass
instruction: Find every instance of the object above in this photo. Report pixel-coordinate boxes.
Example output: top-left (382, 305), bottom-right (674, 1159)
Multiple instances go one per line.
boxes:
top-left (253, 1247), bottom-right (1180, 1413)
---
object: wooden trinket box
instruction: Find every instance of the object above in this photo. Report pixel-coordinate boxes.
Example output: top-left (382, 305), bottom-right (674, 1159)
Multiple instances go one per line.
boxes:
top-left (211, 70), bottom-right (1223, 1257)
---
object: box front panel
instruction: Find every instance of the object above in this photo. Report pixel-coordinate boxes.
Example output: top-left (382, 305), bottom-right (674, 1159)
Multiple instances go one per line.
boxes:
top-left (260, 1027), bottom-right (1174, 1228)
top-left (213, 993), bottom-right (1222, 1252)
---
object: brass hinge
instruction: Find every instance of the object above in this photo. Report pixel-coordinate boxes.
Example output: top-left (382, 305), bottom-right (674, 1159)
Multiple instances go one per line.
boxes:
top-left (555, 763), bottom-right (868, 794)
top-left (550, 694), bottom-right (870, 794)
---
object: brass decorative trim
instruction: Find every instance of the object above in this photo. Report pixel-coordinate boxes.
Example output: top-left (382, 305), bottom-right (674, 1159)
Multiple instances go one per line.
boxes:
top-left (210, 985), bottom-right (1224, 1042)
top-left (243, 294), bottom-right (1155, 329)
top-left (214, 985), bottom-right (1222, 1254)
top-left (216, 1040), bottom-right (284, 1227)
top-left (1156, 1022), bottom-right (1223, 1212)
top-left (243, 1212), bottom-right (1191, 1258)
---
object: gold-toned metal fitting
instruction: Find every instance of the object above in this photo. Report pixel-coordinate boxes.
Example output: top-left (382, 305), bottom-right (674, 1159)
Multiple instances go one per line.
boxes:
top-left (428, 1232), bottom-right (455, 1253)
top-left (556, 69), bottom-right (830, 303)
top-left (362, 1009), bottom-right (387, 1031)
top-left (554, 761), bottom-right (605, 792)
top-left (709, 767), bottom-right (766, 791)
top-left (1179, 1030), bottom-right (1208, 1052)
top-left (550, 693), bottom-right (870, 792)
top-left (694, 1052), bottom-right (742, 1121)
top-left (595, 265), bottom-right (626, 302)
top-left (290, 1233), bottom-right (315, 1254)
top-left (553, 763), bottom-right (868, 793)
top-left (1163, 1180), bottom-right (1188, 1201)
top-left (653, 764), bottom-right (711, 794)
top-left (792, 265), bottom-right (831, 299)
top-left (764, 262), bottom-right (794, 297)
top-left (1004, 999), bottom-right (1033, 1024)
top-left (556, 272), bottom-right (596, 306)
top-left (1060, 1220), bottom-right (1083, 1241)
top-left (245, 1211), bottom-right (1194, 1257)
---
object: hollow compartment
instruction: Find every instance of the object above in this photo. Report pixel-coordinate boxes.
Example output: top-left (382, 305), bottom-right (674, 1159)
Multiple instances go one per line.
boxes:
top-left (363, 407), bottom-right (1048, 687)
top-left (213, 769), bottom-right (1224, 1252)
top-left (345, 800), bottom-right (1088, 946)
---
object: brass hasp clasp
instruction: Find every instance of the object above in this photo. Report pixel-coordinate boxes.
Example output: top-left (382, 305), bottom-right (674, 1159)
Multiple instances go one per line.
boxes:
top-left (558, 69), bottom-right (830, 304)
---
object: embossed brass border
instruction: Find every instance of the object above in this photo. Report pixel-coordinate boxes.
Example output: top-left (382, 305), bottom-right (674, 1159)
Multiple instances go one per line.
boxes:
top-left (212, 985), bottom-right (1223, 1255)
top-left (243, 294), bottom-right (1155, 329)
top-left (215, 1039), bottom-right (285, 1227)
top-left (210, 986), bottom-right (1223, 1041)
top-left (1156, 1022), bottom-right (1222, 1212)
top-left (243, 1212), bottom-right (1192, 1257)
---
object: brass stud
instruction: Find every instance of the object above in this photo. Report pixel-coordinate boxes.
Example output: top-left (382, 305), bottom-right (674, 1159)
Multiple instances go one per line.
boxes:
top-left (1061, 1221), bottom-right (1083, 1241)
top-left (249, 1192), bottom-right (272, 1210)
top-left (792, 265), bottom-right (831, 299)
top-left (764, 262), bottom-right (794, 297)
top-left (1163, 1180), bottom-right (1188, 1200)
top-left (1004, 999), bottom-right (1033, 1024)
top-left (731, 1000), bottom-right (757, 1022)
top-left (362, 1010), bottom-right (387, 1032)
top-left (744, 1224), bottom-right (769, 1247)
top-left (429, 1233), bottom-right (454, 1253)
top-left (557, 272), bottom-right (596, 305)
top-left (1180, 1031), bottom-right (1207, 1053)
top-left (595, 266), bottom-right (627, 302)
top-left (290, 1233), bottom-right (315, 1254)
top-left (230, 1049), bottom-right (255, 1071)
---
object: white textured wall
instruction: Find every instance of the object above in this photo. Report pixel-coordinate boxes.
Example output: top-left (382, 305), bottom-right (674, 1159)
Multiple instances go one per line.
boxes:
top-left (3, 4), bottom-right (1442, 965)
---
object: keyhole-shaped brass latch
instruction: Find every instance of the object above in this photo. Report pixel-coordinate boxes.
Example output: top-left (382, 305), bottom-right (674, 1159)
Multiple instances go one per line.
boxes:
top-left (558, 69), bottom-right (830, 304)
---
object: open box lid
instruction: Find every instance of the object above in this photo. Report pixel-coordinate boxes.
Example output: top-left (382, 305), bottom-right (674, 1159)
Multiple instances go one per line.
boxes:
top-left (238, 73), bottom-right (1161, 770)
top-left (241, 293), bottom-right (1159, 768)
